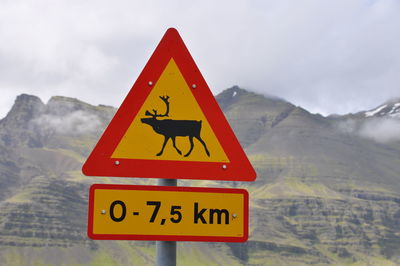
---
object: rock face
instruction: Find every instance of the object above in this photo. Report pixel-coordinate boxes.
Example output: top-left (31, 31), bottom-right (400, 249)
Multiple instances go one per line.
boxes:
top-left (0, 88), bottom-right (400, 265)
top-left (0, 95), bottom-right (116, 262)
top-left (0, 94), bottom-right (44, 147)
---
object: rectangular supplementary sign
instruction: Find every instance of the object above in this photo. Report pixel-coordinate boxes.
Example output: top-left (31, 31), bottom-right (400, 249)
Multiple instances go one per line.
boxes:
top-left (88, 184), bottom-right (248, 242)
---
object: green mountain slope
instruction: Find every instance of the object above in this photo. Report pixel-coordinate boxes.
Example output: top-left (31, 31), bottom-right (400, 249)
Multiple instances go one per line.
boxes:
top-left (0, 87), bottom-right (399, 265)
top-left (218, 87), bottom-right (400, 265)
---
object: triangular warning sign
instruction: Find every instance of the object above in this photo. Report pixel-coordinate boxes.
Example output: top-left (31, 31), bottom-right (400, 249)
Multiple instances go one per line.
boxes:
top-left (82, 28), bottom-right (256, 181)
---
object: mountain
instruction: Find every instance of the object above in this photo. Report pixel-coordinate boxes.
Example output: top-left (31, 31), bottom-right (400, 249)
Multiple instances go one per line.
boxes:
top-left (0, 87), bottom-right (400, 265)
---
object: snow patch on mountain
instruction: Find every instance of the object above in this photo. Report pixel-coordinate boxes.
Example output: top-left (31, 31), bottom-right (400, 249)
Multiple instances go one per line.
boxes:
top-left (365, 105), bottom-right (387, 117)
top-left (389, 103), bottom-right (400, 117)
top-left (364, 100), bottom-right (400, 118)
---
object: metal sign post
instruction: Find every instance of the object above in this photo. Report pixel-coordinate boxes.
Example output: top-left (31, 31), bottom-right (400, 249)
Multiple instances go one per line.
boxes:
top-left (157, 179), bottom-right (177, 266)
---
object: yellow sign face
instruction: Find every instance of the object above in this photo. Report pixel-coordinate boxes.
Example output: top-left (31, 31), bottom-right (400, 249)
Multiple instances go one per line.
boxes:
top-left (111, 59), bottom-right (228, 162)
top-left (88, 185), bottom-right (248, 241)
top-left (82, 28), bottom-right (257, 181)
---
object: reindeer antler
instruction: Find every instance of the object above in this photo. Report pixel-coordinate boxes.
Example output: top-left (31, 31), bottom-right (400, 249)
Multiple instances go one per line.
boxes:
top-left (145, 95), bottom-right (170, 118)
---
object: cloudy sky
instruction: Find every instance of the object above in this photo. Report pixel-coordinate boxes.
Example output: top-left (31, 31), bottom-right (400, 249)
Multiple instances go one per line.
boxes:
top-left (1, 0), bottom-right (399, 118)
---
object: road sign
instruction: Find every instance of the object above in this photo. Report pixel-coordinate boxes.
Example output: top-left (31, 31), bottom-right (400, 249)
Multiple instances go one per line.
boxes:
top-left (88, 184), bottom-right (248, 242)
top-left (82, 28), bottom-right (256, 181)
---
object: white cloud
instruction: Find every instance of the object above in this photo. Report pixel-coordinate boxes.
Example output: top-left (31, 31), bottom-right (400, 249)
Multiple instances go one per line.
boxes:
top-left (337, 117), bottom-right (400, 143)
top-left (31, 110), bottom-right (101, 135)
top-left (359, 118), bottom-right (400, 143)
top-left (1, 0), bottom-right (400, 118)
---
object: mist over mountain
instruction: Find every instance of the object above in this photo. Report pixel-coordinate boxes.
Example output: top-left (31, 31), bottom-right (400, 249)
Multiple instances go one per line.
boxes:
top-left (331, 97), bottom-right (400, 144)
top-left (0, 87), bottom-right (399, 265)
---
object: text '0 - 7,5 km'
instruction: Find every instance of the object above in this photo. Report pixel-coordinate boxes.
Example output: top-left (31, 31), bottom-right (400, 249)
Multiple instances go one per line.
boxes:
top-left (109, 200), bottom-right (231, 225)
top-left (87, 184), bottom-right (249, 242)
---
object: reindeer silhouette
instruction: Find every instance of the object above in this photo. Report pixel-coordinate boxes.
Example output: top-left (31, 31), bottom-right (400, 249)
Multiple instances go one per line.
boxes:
top-left (141, 96), bottom-right (210, 157)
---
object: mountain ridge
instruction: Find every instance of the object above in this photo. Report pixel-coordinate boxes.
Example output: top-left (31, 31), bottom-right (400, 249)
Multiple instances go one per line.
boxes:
top-left (3, 86), bottom-right (398, 124)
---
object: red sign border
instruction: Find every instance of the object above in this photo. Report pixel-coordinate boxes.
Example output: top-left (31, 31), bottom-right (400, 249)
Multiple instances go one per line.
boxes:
top-left (82, 28), bottom-right (256, 181)
top-left (87, 184), bottom-right (249, 242)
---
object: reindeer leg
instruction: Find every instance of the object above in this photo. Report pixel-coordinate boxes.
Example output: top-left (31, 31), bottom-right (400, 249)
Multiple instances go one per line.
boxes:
top-left (156, 136), bottom-right (170, 156)
top-left (195, 136), bottom-right (210, 157)
top-left (171, 137), bottom-right (182, 155)
top-left (184, 136), bottom-right (194, 157)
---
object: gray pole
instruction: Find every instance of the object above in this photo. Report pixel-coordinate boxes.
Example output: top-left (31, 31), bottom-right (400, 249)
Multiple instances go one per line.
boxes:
top-left (156, 179), bottom-right (177, 266)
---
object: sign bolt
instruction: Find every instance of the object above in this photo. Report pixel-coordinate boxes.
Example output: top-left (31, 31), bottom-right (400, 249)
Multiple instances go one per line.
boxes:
top-left (232, 213), bottom-right (237, 219)
top-left (148, 81), bottom-right (153, 86)
top-left (191, 84), bottom-right (197, 89)
top-left (101, 210), bottom-right (106, 215)
top-left (115, 160), bottom-right (120, 166)
top-left (222, 164), bottom-right (227, 170)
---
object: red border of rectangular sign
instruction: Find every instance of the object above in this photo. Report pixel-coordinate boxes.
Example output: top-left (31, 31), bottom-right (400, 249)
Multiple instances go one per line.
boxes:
top-left (88, 184), bottom-right (248, 242)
